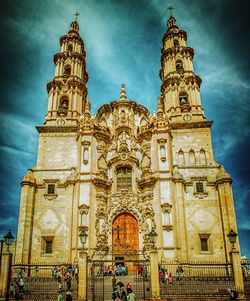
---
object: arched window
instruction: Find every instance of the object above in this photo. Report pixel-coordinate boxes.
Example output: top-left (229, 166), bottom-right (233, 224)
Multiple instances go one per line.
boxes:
top-left (179, 92), bottom-right (188, 106)
top-left (117, 167), bottom-right (132, 192)
top-left (64, 65), bottom-right (71, 76)
top-left (176, 59), bottom-right (184, 74)
top-left (58, 97), bottom-right (68, 116)
top-left (68, 44), bottom-right (73, 52)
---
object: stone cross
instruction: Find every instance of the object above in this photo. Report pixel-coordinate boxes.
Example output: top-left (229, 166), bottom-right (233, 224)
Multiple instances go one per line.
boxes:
top-left (74, 11), bottom-right (80, 20)
top-left (168, 4), bottom-right (174, 17)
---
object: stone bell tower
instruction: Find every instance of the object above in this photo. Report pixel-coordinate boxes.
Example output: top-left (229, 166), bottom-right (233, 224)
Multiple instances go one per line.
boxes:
top-left (15, 19), bottom-right (90, 264)
top-left (159, 12), bottom-right (205, 123)
top-left (45, 20), bottom-right (88, 126)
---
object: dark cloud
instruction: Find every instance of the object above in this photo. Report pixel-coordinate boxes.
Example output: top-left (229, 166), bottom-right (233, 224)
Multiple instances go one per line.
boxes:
top-left (0, 0), bottom-right (249, 259)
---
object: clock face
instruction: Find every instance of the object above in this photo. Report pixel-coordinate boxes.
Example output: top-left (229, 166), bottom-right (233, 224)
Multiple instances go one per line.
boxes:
top-left (57, 118), bottom-right (65, 126)
top-left (183, 113), bottom-right (192, 122)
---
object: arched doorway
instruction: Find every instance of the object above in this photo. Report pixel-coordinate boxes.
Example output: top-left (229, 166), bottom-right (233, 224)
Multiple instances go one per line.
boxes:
top-left (112, 212), bottom-right (139, 260)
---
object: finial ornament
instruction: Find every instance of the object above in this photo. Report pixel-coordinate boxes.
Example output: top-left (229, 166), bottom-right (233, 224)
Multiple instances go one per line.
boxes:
top-left (168, 4), bottom-right (174, 17)
top-left (120, 84), bottom-right (127, 101)
top-left (74, 10), bottom-right (80, 21)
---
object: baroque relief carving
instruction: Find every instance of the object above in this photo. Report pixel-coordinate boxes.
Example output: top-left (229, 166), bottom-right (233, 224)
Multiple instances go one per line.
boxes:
top-left (95, 193), bottom-right (109, 251)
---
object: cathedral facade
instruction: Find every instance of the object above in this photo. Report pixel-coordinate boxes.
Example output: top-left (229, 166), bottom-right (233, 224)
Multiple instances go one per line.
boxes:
top-left (15, 15), bottom-right (239, 264)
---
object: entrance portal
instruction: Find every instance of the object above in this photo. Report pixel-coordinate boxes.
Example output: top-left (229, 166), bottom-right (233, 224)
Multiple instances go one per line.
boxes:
top-left (112, 212), bottom-right (139, 258)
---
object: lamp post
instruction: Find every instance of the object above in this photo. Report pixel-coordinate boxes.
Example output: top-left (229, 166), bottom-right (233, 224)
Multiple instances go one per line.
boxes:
top-left (0, 230), bottom-right (14, 298)
top-left (78, 230), bottom-right (88, 301)
top-left (227, 229), bottom-right (238, 250)
top-left (147, 229), bottom-right (160, 299)
top-left (227, 229), bottom-right (246, 300)
top-left (79, 230), bottom-right (88, 249)
top-left (0, 230), bottom-right (14, 266)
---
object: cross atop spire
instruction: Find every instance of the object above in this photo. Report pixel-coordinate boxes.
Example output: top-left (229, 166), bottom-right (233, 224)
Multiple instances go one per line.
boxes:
top-left (74, 10), bottom-right (80, 21)
top-left (168, 4), bottom-right (174, 17)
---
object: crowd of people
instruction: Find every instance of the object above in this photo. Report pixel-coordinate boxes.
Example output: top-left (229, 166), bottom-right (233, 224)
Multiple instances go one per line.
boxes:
top-left (112, 282), bottom-right (135, 301)
top-left (8, 264), bottom-right (78, 300)
top-left (159, 265), bottom-right (184, 284)
top-left (97, 264), bottom-right (128, 276)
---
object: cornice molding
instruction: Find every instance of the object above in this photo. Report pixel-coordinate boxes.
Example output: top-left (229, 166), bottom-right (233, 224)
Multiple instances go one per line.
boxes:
top-left (36, 126), bottom-right (78, 133)
top-left (170, 121), bottom-right (213, 130)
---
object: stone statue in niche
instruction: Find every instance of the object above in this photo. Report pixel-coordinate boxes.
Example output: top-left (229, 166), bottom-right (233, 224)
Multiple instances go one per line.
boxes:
top-left (110, 139), bottom-right (117, 151)
top-left (97, 141), bottom-right (106, 154)
top-left (118, 131), bottom-right (130, 153)
top-left (120, 110), bottom-right (127, 123)
top-left (67, 167), bottom-right (77, 181)
top-left (141, 153), bottom-right (151, 169)
top-left (97, 155), bottom-right (108, 179)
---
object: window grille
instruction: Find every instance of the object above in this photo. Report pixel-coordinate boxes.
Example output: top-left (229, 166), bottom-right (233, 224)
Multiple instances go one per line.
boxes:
top-left (196, 182), bottom-right (204, 193)
top-left (47, 184), bottom-right (55, 195)
top-left (117, 167), bottom-right (132, 192)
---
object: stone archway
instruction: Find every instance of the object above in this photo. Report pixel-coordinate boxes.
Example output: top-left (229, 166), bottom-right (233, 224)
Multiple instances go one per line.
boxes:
top-left (112, 212), bottom-right (139, 258)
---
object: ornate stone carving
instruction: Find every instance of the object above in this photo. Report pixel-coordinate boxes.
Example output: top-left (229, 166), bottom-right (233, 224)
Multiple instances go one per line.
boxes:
top-left (66, 167), bottom-right (78, 184)
top-left (97, 155), bottom-right (108, 179)
top-left (95, 194), bottom-right (109, 251)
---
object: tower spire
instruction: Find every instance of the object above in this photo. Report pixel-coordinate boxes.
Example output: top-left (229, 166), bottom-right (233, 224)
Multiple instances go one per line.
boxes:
top-left (120, 84), bottom-right (127, 101)
top-left (159, 7), bottom-right (204, 123)
top-left (45, 20), bottom-right (88, 126)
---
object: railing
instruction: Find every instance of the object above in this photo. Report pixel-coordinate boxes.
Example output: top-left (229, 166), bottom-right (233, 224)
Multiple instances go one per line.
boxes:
top-left (87, 259), bottom-right (151, 301)
top-left (242, 259), bottom-right (250, 299)
top-left (159, 261), bottom-right (235, 301)
top-left (9, 263), bottom-right (78, 301)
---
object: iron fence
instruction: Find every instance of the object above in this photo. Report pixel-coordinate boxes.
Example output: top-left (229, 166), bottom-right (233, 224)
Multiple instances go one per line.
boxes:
top-left (87, 259), bottom-right (151, 301)
top-left (159, 261), bottom-right (235, 301)
top-left (9, 263), bottom-right (78, 300)
top-left (242, 259), bottom-right (250, 300)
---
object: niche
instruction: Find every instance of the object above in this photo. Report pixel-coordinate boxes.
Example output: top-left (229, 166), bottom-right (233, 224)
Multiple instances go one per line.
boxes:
top-left (178, 149), bottom-right (185, 166)
top-left (64, 65), bottom-right (71, 76)
top-left (189, 150), bottom-right (196, 165)
top-left (174, 39), bottom-right (179, 48)
top-left (200, 149), bottom-right (207, 165)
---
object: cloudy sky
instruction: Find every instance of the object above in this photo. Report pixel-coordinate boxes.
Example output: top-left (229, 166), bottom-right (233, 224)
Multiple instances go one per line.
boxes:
top-left (0, 0), bottom-right (249, 259)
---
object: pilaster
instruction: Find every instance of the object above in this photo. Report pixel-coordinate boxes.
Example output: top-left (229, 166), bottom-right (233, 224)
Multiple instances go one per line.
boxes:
top-left (15, 170), bottom-right (36, 263)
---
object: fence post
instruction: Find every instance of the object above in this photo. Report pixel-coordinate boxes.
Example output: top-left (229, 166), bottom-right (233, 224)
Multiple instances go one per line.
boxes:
top-left (0, 253), bottom-right (12, 299)
top-left (150, 250), bottom-right (160, 299)
top-left (78, 250), bottom-right (87, 301)
top-left (231, 250), bottom-right (246, 300)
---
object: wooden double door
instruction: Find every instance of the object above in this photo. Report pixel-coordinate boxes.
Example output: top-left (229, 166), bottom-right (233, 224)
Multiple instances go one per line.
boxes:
top-left (112, 212), bottom-right (139, 259)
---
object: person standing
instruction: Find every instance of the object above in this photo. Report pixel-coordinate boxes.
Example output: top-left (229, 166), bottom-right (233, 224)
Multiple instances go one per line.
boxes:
top-left (57, 291), bottom-right (63, 301)
top-left (66, 290), bottom-right (73, 301)
top-left (168, 272), bottom-right (173, 284)
top-left (159, 270), bottom-right (165, 284)
top-left (121, 288), bottom-right (127, 301)
top-left (127, 290), bottom-right (135, 301)
top-left (18, 277), bottom-right (24, 293)
top-left (66, 275), bottom-right (71, 291)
